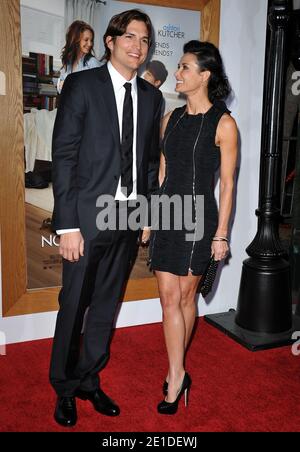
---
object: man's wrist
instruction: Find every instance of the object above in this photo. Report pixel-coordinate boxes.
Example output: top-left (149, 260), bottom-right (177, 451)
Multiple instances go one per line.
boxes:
top-left (56, 228), bottom-right (80, 235)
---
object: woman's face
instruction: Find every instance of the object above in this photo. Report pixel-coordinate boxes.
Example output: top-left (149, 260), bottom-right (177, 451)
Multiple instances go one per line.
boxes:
top-left (79, 30), bottom-right (93, 56)
top-left (174, 52), bottom-right (208, 95)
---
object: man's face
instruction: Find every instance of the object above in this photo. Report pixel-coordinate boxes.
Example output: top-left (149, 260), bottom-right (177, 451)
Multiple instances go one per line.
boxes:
top-left (106, 20), bottom-right (150, 78)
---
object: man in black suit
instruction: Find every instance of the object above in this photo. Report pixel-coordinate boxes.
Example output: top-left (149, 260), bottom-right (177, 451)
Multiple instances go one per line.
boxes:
top-left (50, 9), bottom-right (162, 427)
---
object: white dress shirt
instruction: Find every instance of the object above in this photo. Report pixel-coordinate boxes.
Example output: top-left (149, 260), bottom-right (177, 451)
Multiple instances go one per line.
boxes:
top-left (57, 61), bottom-right (138, 235)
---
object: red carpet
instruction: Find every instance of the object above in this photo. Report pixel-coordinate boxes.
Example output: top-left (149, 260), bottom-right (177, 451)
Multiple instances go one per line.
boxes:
top-left (0, 319), bottom-right (300, 432)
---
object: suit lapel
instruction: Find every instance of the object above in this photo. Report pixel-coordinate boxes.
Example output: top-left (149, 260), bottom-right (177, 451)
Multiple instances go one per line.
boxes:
top-left (136, 77), bottom-right (148, 171)
top-left (95, 65), bottom-right (120, 147)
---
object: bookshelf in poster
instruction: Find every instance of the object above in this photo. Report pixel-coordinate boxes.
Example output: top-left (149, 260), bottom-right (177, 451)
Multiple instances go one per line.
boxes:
top-left (22, 52), bottom-right (59, 113)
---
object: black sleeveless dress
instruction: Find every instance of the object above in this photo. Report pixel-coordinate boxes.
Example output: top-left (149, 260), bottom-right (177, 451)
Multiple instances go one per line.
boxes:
top-left (149, 101), bottom-right (230, 276)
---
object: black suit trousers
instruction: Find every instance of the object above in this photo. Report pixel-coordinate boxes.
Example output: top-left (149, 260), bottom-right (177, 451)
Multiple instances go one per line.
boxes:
top-left (49, 221), bottom-right (138, 396)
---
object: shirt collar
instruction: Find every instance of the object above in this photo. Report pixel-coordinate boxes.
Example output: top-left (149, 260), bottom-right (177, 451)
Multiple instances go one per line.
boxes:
top-left (107, 61), bottom-right (137, 94)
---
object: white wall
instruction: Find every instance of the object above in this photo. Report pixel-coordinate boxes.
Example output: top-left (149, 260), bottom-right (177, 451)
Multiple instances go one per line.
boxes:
top-left (213, 0), bottom-right (268, 313)
top-left (20, 3), bottom-right (64, 67)
top-left (0, 0), bottom-right (268, 344)
top-left (20, 0), bottom-right (64, 16)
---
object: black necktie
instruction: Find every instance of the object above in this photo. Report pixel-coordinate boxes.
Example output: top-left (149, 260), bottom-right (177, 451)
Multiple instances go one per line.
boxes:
top-left (120, 82), bottom-right (133, 197)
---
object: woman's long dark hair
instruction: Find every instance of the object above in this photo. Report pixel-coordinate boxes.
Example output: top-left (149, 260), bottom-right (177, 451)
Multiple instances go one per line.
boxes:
top-left (61, 20), bottom-right (95, 69)
top-left (101, 9), bottom-right (153, 62)
top-left (183, 40), bottom-right (231, 102)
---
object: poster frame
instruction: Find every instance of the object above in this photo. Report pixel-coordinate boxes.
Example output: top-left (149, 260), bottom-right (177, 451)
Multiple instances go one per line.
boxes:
top-left (0, 0), bottom-right (220, 317)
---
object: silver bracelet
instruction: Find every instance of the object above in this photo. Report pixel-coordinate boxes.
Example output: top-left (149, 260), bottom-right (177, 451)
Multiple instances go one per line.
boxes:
top-left (212, 236), bottom-right (229, 242)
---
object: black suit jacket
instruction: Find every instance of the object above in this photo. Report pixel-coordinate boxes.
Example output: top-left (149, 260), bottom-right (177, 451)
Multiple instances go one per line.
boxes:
top-left (52, 64), bottom-right (162, 240)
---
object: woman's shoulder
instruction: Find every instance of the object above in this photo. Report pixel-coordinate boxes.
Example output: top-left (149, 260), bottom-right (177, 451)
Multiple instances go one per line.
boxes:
top-left (218, 112), bottom-right (237, 130)
top-left (165, 105), bottom-right (185, 122)
top-left (86, 56), bottom-right (102, 68)
top-left (213, 100), bottom-right (236, 129)
top-left (217, 112), bottom-right (237, 143)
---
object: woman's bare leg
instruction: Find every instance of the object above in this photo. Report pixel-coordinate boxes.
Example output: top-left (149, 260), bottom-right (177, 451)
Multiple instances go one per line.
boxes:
top-left (179, 273), bottom-right (202, 349)
top-left (155, 271), bottom-right (185, 402)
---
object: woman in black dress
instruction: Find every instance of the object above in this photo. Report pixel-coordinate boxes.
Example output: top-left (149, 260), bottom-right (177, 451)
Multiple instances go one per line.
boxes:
top-left (148, 41), bottom-right (238, 414)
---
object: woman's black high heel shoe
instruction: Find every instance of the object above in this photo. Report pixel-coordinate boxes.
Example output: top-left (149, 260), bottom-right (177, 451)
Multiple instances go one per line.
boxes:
top-left (157, 373), bottom-right (191, 415)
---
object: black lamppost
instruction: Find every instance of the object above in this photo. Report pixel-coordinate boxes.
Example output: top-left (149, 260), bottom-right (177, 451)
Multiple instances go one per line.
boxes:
top-left (205, 0), bottom-right (300, 350)
top-left (293, 122), bottom-right (300, 314)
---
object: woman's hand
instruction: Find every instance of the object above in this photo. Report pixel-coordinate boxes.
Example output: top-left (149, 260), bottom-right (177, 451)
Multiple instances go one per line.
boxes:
top-left (141, 227), bottom-right (151, 246)
top-left (211, 240), bottom-right (229, 261)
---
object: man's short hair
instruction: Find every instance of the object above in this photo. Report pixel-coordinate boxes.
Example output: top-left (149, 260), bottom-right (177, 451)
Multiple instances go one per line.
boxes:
top-left (146, 60), bottom-right (168, 85)
top-left (102, 9), bottom-right (153, 61)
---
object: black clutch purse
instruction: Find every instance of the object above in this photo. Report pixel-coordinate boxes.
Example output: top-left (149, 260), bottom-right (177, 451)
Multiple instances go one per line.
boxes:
top-left (199, 256), bottom-right (219, 297)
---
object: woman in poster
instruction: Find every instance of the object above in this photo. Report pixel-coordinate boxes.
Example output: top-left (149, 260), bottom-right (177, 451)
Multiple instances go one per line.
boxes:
top-left (57, 20), bottom-right (101, 93)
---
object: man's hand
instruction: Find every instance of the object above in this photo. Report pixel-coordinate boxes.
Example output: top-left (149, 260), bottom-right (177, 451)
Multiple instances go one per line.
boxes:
top-left (59, 231), bottom-right (84, 262)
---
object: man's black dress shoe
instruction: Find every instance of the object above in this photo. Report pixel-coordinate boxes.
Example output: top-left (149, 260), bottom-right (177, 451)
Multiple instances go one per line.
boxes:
top-left (54, 396), bottom-right (77, 427)
top-left (76, 388), bottom-right (120, 417)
